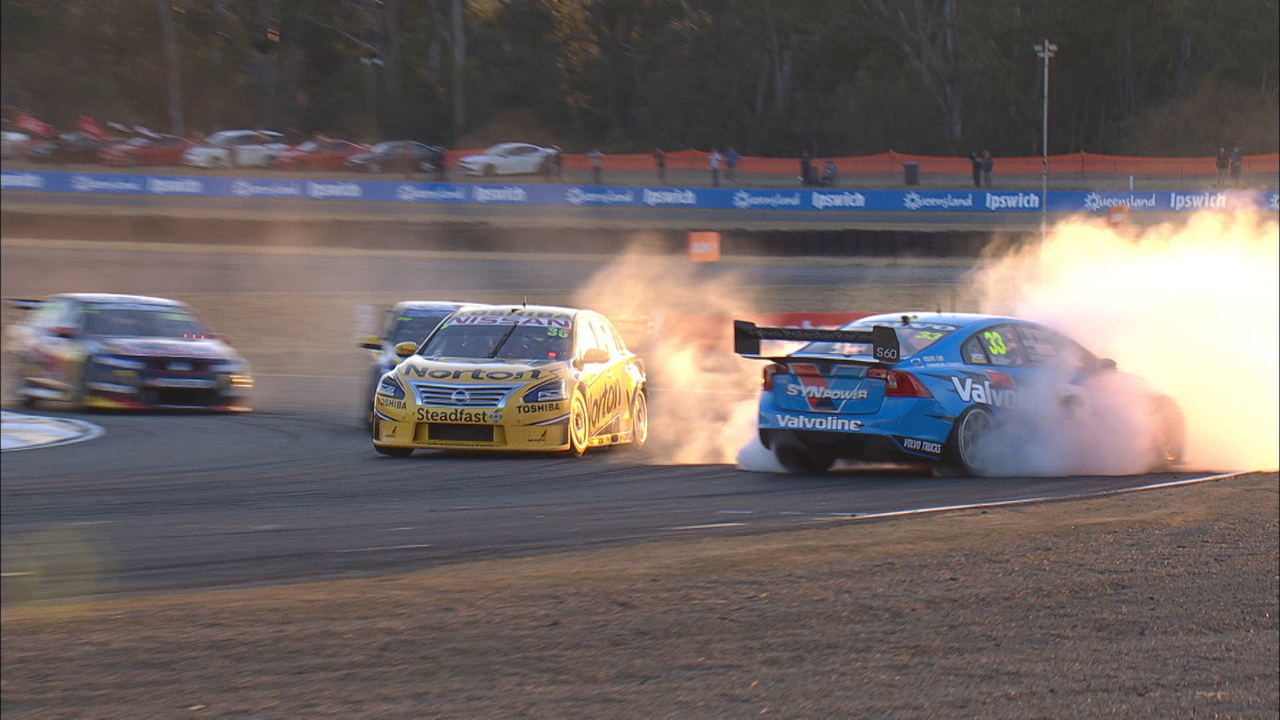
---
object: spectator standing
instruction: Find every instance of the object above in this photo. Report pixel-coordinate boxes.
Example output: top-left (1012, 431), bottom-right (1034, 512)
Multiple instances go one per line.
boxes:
top-left (653, 148), bottom-right (666, 184)
top-left (725, 147), bottom-right (740, 182)
top-left (799, 150), bottom-right (814, 187)
top-left (709, 148), bottom-right (722, 186)
top-left (969, 150), bottom-right (983, 188)
top-left (821, 159), bottom-right (838, 186)
top-left (1229, 145), bottom-right (1243, 186)
top-left (1215, 147), bottom-right (1229, 187)
top-left (982, 150), bottom-right (994, 188)
top-left (587, 148), bottom-right (605, 184)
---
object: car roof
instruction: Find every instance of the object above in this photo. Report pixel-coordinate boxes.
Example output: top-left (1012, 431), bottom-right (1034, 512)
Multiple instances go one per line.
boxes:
top-left (53, 293), bottom-right (187, 307)
top-left (853, 312), bottom-right (1022, 330)
top-left (391, 301), bottom-right (480, 313)
top-left (454, 304), bottom-right (580, 317)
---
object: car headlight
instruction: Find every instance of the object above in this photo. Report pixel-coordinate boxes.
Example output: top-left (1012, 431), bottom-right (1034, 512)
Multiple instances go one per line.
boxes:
top-left (377, 374), bottom-right (406, 399)
top-left (522, 379), bottom-right (566, 404)
top-left (94, 355), bottom-right (147, 370)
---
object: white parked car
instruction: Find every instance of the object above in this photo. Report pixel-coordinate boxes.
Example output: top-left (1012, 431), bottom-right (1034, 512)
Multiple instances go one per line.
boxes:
top-left (2, 131), bottom-right (31, 158)
top-left (181, 130), bottom-right (288, 168)
top-left (456, 142), bottom-right (559, 176)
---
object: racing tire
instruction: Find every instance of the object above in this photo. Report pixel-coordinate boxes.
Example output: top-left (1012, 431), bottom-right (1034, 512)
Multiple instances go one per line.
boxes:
top-left (1150, 396), bottom-right (1186, 471)
top-left (944, 405), bottom-right (997, 476)
top-left (774, 443), bottom-right (834, 474)
top-left (628, 390), bottom-right (649, 448)
top-left (568, 390), bottom-right (590, 458)
top-left (483, 164), bottom-right (496, 177)
top-left (374, 445), bottom-right (414, 458)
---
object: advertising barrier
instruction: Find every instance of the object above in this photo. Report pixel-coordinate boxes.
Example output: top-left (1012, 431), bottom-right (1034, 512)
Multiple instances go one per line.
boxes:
top-left (3, 170), bottom-right (1277, 214)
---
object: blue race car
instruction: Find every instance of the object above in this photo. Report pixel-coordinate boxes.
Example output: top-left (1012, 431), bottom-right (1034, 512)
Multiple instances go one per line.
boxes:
top-left (735, 312), bottom-right (1185, 476)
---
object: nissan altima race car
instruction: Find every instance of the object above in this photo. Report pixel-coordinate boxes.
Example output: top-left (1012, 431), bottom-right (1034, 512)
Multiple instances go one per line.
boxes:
top-left (371, 304), bottom-right (647, 457)
top-left (6, 294), bottom-right (253, 411)
top-left (358, 301), bottom-right (482, 427)
top-left (736, 312), bottom-right (1184, 476)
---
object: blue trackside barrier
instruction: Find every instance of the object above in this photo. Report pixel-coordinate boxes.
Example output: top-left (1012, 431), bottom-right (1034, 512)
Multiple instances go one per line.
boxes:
top-left (3, 170), bottom-right (1276, 214)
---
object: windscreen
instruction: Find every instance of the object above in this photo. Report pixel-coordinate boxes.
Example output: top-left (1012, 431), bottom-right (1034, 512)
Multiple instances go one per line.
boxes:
top-left (420, 321), bottom-right (571, 361)
top-left (388, 311), bottom-right (453, 345)
top-left (83, 305), bottom-right (207, 338)
top-left (797, 320), bottom-right (957, 359)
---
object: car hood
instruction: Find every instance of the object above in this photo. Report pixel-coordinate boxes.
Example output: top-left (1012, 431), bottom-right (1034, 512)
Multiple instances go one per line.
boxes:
top-left (93, 337), bottom-right (241, 362)
top-left (394, 356), bottom-right (569, 386)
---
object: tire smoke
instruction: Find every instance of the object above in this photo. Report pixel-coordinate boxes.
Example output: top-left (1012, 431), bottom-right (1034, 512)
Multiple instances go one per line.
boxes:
top-left (972, 212), bottom-right (1279, 473)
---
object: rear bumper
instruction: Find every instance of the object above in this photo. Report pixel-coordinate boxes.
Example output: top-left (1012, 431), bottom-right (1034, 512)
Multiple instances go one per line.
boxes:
top-left (758, 393), bottom-right (953, 461)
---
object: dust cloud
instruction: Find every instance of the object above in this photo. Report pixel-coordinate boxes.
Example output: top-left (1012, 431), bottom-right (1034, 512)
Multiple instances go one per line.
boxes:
top-left (576, 213), bottom-right (1278, 475)
top-left (972, 212), bottom-right (1279, 473)
top-left (573, 247), bottom-right (763, 464)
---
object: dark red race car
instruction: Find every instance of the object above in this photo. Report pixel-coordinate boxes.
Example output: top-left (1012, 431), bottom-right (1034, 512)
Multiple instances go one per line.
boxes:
top-left (270, 139), bottom-right (369, 171)
top-left (98, 135), bottom-right (197, 167)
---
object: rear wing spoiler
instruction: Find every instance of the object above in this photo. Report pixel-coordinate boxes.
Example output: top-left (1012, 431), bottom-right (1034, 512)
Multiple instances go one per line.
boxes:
top-left (733, 320), bottom-right (900, 364)
top-left (5, 299), bottom-right (44, 311)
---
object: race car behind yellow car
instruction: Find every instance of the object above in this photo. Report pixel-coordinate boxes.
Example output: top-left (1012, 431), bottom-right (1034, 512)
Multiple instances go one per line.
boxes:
top-left (6, 293), bottom-right (252, 411)
top-left (371, 304), bottom-right (647, 457)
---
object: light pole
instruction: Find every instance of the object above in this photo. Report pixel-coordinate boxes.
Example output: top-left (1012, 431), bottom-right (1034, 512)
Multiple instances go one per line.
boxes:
top-left (1034, 39), bottom-right (1057, 239)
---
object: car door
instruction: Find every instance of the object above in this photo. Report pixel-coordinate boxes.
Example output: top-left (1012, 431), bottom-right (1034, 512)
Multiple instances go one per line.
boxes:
top-left (33, 298), bottom-right (85, 393)
top-left (233, 135), bottom-right (264, 166)
top-left (957, 323), bottom-right (1031, 411)
top-left (585, 315), bottom-right (628, 435)
top-left (573, 317), bottom-right (616, 437)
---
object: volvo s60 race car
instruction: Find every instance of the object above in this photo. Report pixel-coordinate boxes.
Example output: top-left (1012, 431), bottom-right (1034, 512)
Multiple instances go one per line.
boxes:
top-left (6, 294), bottom-right (253, 411)
top-left (371, 304), bottom-right (647, 457)
top-left (358, 301), bottom-right (482, 427)
top-left (736, 312), bottom-right (1184, 476)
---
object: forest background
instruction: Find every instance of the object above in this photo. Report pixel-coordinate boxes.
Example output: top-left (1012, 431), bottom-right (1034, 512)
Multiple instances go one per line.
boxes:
top-left (2, 0), bottom-right (1276, 158)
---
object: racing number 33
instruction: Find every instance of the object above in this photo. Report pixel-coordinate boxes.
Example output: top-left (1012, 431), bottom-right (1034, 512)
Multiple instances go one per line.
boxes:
top-left (983, 331), bottom-right (1007, 356)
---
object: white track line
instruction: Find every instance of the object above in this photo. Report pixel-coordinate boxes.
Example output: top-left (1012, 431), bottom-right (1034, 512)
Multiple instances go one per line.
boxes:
top-left (1, 412), bottom-right (104, 452)
top-left (824, 471), bottom-right (1252, 523)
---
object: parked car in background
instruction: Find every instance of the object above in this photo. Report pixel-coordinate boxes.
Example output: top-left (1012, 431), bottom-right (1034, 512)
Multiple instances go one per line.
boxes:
top-left (344, 141), bottom-right (441, 173)
top-left (181, 129), bottom-right (287, 168)
top-left (2, 130), bottom-right (32, 158)
top-left (22, 131), bottom-right (117, 164)
top-left (271, 138), bottom-right (369, 171)
top-left (456, 143), bottom-right (559, 176)
top-left (98, 134), bottom-right (196, 167)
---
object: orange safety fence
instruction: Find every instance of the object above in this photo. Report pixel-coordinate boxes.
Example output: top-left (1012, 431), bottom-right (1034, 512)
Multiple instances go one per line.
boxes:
top-left (447, 148), bottom-right (1279, 176)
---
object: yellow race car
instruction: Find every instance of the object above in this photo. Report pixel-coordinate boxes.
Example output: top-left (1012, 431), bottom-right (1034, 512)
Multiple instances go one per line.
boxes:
top-left (371, 304), bottom-right (648, 457)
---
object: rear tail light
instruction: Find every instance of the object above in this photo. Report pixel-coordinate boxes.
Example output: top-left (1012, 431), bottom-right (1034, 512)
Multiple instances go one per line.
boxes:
top-left (867, 368), bottom-right (932, 398)
top-left (761, 363), bottom-right (786, 391)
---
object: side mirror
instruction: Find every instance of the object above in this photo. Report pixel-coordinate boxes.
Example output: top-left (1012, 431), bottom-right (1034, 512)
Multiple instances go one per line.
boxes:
top-left (359, 336), bottom-right (383, 351)
top-left (582, 348), bottom-right (610, 365)
top-left (394, 341), bottom-right (417, 358)
top-left (50, 326), bottom-right (78, 339)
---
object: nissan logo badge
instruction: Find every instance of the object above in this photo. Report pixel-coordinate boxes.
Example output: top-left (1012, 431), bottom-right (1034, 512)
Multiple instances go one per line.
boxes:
top-left (451, 389), bottom-right (470, 404)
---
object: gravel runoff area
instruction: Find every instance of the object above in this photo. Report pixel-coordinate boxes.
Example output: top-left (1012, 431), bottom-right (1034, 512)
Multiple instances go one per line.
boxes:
top-left (2, 472), bottom-right (1275, 718)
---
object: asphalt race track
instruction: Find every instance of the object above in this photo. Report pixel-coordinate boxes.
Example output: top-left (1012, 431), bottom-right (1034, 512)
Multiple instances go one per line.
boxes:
top-left (0, 242), bottom-right (1221, 599)
top-left (1, 383), bottom-right (1216, 598)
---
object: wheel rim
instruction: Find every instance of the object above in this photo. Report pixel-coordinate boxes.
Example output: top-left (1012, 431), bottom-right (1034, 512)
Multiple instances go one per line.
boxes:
top-left (957, 409), bottom-right (994, 472)
top-left (569, 394), bottom-right (589, 455)
top-left (631, 392), bottom-right (649, 446)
